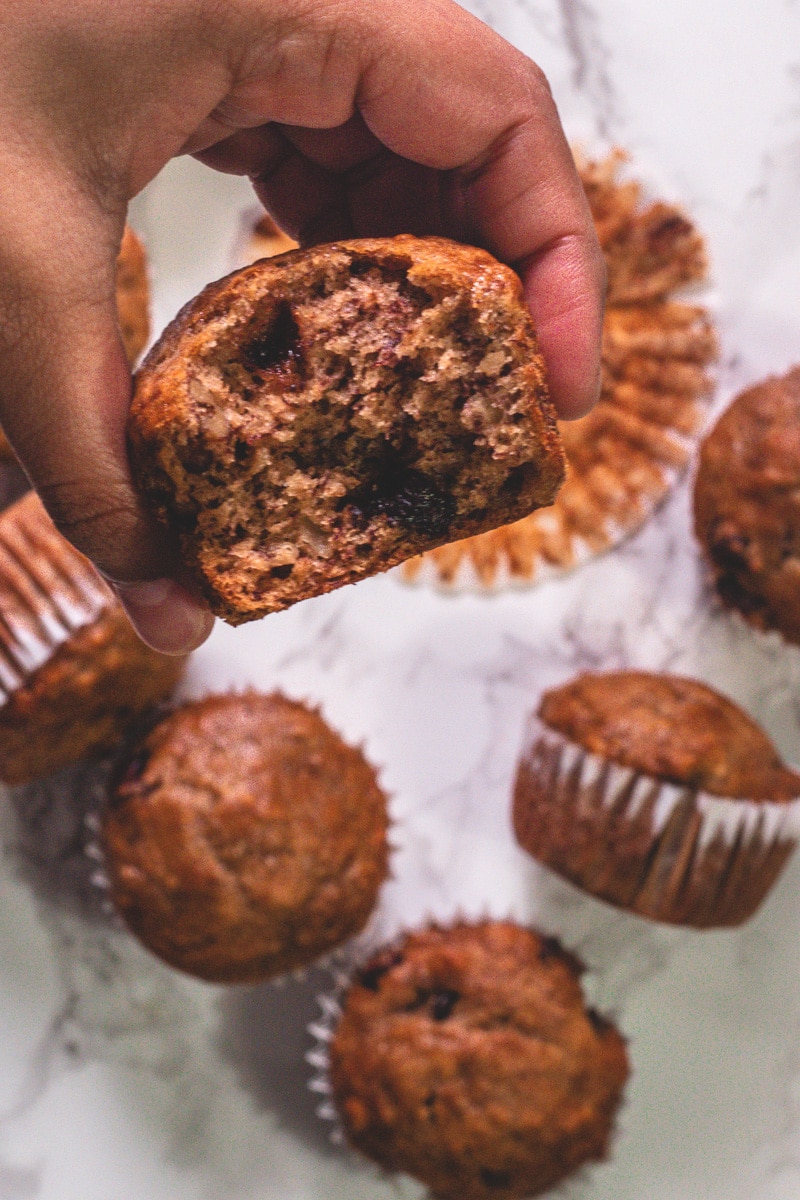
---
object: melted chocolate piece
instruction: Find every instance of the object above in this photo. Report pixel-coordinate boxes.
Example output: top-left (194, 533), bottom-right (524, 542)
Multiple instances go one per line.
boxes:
top-left (244, 302), bottom-right (304, 379)
top-left (349, 469), bottom-right (456, 539)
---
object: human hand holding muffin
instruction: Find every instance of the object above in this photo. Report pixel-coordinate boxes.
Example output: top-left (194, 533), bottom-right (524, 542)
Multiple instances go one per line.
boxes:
top-left (0, 0), bottom-right (604, 652)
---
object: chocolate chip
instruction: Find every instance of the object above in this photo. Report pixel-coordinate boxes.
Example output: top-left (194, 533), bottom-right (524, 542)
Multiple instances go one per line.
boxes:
top-left (349, 470), bottom-right (456, 539)
top-left (479, 1168), bottom-right (512, 1189)
top-left (429, 988), bottom-right (460, 1021)
top-left (586, 1007), bottom-right (612, 1036)
top-left (357, 948), bottom-right (403, 991)
top-left (244, 302), bottom-right (304, 377)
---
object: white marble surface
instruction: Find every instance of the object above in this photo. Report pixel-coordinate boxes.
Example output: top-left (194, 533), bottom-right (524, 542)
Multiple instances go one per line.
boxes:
top-left (2, 1), bottom-right (800, 1197)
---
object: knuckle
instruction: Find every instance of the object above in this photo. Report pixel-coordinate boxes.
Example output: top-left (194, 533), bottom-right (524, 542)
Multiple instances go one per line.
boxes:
top-left (36, 478), bottom-right (169, 583)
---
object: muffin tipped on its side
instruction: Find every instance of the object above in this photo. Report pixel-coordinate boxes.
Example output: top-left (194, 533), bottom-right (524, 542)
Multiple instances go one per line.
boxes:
top-left (325, 920), bottom-right (629, 1200)
top-left (101, 692), bottom-right (390, 983)
top-left (128, 235), bottom-right (564, 624)
top-left (513, 671), bottom-right (800, 927)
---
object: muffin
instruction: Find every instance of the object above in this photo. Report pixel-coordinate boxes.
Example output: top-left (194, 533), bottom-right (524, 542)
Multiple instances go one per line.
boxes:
top-left (513, 671), bottom-right (800, 927)
top-left (0, 492), bottom-right (185, 785)
top-left (128, 235), bottom-right (565, 624)
top-left (248, 211), bottom-right (298, 260)
top-left (101, 692), bottom-right (389, 983)
top-left (0, 224), bottom-right (151, 473)
top-left (116, 224), bottom-right (152, 366)
top-left (319, 920), bottom-right (629, 1200)
top-left (693, 365), bottom-right (800, 645)
top-left (403, 149), bottom-right (717, 589)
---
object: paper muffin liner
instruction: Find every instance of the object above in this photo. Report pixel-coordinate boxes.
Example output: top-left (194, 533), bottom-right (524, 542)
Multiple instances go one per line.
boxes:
top-left (0, 493), bottom-right (114, 704)
top-left (85, 700), bottom-right (397, 988)
top-left (400, 149), bottom-right (718, 594)
top-left (305, 910), bottom-right (627, 1182)
top-left (512, 714), bottom-right (800, 928)
top-left (9, 756), bottom-right (121, 924)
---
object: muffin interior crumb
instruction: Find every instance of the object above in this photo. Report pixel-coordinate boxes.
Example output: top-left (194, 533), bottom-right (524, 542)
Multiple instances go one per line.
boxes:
top-left (137, 242), bottom-right (556, 617)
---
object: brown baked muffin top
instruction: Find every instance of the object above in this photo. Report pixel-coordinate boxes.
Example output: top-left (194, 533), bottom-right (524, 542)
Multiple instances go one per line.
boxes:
top-left (693, 366), bottom-right (800, 645)
top-left (129, 234), bottom-right (564, 624)
top-left (102, 692), bottom-right (389, 983)
top-left (0, 493), bottom-right (185, 785)
top-left (328, 920), bottom-right (628, 1200)
top-left (539, 671), bottom-right (800, 801)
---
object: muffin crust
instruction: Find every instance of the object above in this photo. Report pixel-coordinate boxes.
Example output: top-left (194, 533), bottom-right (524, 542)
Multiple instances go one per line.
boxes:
top-left (102, 692), bottom-right (389, 983)
top-left (693, 366), bottom-right (800, 645)
top-left (0, 493), bottom-right (184, 785)
top-left (329, 920), bottom-right (628, 1200)
top-left (538, 671), bottom-right (800, 801)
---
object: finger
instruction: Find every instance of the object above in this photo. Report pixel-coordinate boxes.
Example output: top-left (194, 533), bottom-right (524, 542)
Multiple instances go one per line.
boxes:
top-left (0, 177), bottom-right (213, 653)
top-left (352, 1), bottom-right (604, 417)
top-left (216, 0), bottom-right (603, 416)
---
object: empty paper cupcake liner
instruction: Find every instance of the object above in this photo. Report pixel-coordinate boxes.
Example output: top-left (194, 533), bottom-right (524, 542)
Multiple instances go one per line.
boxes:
top-left (512, 714), bottom-right (800, 928)
top-left (400, 149), bottom-right (718, 594)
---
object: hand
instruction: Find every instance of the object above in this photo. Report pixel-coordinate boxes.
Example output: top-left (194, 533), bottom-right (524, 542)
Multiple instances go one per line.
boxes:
top-left (0, 0), bottom-right (604, 653)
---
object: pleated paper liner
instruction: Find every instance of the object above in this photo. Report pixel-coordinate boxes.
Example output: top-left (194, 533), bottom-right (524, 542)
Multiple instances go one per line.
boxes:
top-left (0, 492), bottom-right (113, 703)
top-left (0, 492), bottom-right (186, 785)
top-left (401, 149), bottom-right (718, 592)
top-left (512, 714), bottom-right (800, 928)
top-left (306, 916), bottom-right (629, 1200)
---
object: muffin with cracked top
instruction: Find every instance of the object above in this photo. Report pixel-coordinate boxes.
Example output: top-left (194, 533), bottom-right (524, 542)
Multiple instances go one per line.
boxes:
top-left (128, 235), bottom-right (564, 624)
top-left (101, 691), bottom-right (389, 983)
top-left (513, 671), bottom-right (800, 927)
top-left (323, 919), bottom-right (628, 1200)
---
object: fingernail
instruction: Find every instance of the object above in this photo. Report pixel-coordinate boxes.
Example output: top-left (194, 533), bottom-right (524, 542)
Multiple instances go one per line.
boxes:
top-left (115, 579), bottom-right (215, 655)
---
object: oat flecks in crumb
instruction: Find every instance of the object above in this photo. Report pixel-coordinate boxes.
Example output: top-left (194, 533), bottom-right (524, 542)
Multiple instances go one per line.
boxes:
top-left (404, 150), bottom-right (718, 589)
top-left (129, 236), bottom-right (564, 623)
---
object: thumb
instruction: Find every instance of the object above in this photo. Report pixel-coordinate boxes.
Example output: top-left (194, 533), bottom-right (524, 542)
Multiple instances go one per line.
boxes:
top-left (0, 181), bottom-right (213, 654)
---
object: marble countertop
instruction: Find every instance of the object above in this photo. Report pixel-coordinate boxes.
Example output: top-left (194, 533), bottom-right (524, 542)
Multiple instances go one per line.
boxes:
top-left (2, 1), bottom-right (800, 1197)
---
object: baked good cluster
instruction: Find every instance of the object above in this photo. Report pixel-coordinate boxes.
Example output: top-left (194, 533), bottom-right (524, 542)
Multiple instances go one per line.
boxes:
top-left (1, 151), bottom-right (798, 1200)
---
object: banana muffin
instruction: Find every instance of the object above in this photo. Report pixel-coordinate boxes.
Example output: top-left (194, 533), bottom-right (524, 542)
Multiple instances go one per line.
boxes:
top-left (325, 919), bottom-right (629, 1200)
top-left (128, 235), bottom-right (565, 624)
top-left (0, 492), bottom-right (185, 785)
top-left (693, 365), bottom-right (800, 645)
top-left (101, 692), bottom-right (390, 983)
top-left (513, 671), bottom-right (800, 927)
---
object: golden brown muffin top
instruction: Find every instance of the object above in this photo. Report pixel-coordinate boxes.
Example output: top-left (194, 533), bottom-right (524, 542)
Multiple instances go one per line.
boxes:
top-left (539, 671), bottom-right (800, 800)
top-left (329, 920), bottom-right (628, 1200)
top-left (693, 366), bottom-right (800, 645)
top-left (102, 691), bottom-right (389, 982)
